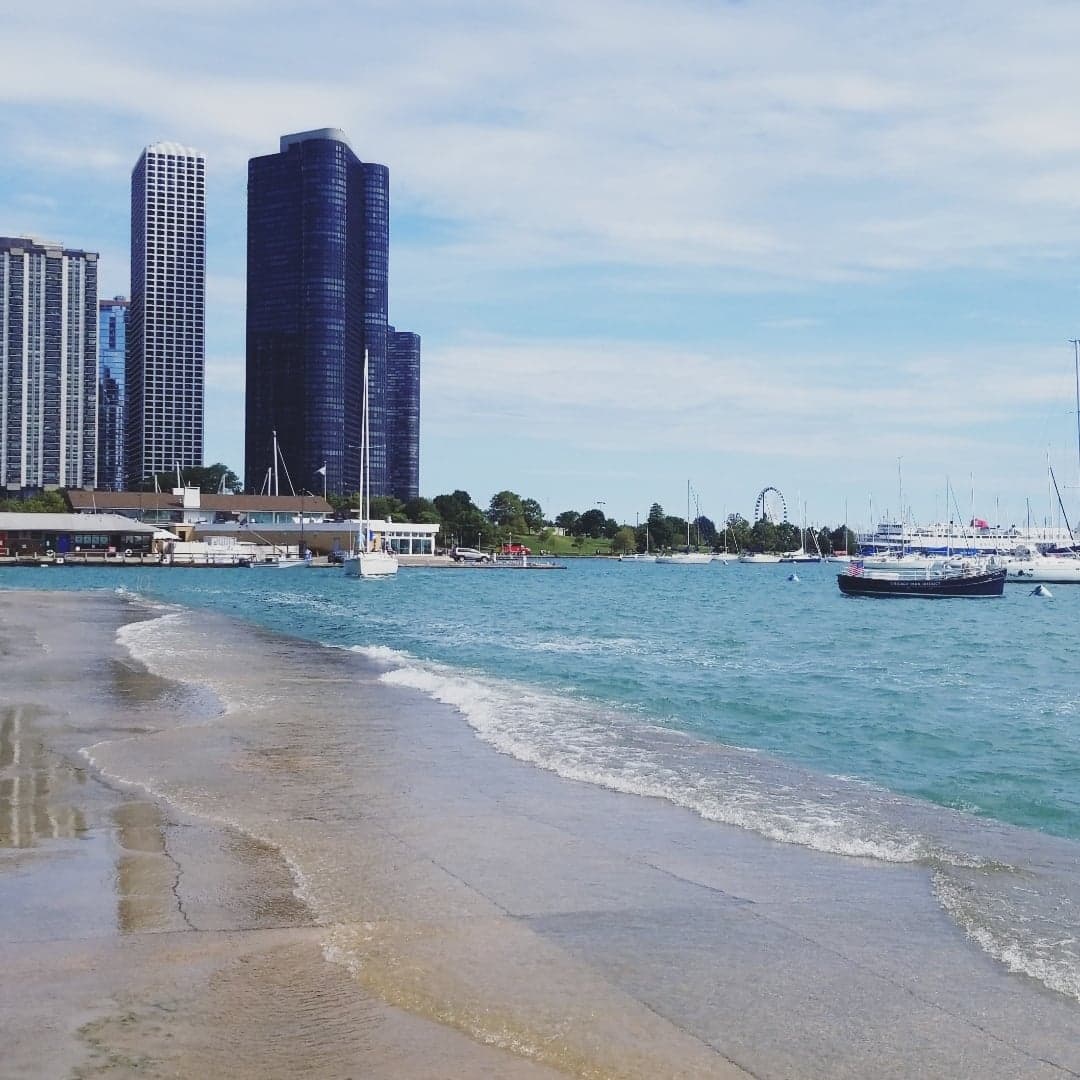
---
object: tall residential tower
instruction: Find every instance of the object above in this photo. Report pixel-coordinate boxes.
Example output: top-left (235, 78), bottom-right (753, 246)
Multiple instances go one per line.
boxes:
top-left (0, 236), bottom-right (99, 490)
top-left (387, 327), bottom-right (420, 502)
top-left (126, 142), bottom-right (206, 488)
top-left (97, 296), bottom-right (127, 491)
top-left (245, 128), bottom-right (419, 499)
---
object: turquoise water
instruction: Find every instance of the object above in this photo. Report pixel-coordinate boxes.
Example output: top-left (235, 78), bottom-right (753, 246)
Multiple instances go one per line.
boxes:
top-left (8, 559), bottom-right (1077, 839)
top-left (7, 559), bottom-right (1080, 1001)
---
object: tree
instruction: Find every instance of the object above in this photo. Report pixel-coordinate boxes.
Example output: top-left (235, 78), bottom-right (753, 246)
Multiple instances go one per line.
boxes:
top-left (750, 518), bottom-right (778, 552)
top-left (828, 525), bottom-right (857, 555)
top-left (404, 497), bottom-right (441, 524)
top-left (578, 508), bottom-right (607, 538)
top-left (366, 495), bottom-right (407, 522)
top-left (520, 497), bottom-right (544, 531)
top-left (488, 490), bottom-right (525, 531)
top-left (646, 503), bottom-right (674, 549)
top-left (664, 515), bottom-right (688, 549)
top-left (726, 513), bottom-right (752, 553)
top-left (143, 463), bottom-right (241, 494)
top-left (434, 490), bottom-right (488, 548)
top-left (0, 490), bottom-right (66, 513)
top-left (611, 526), bottom-right (637, 554)
top-left (693, 515), bottom-right (717, 547)
top-left (555, 510), bottom-right (580, 534)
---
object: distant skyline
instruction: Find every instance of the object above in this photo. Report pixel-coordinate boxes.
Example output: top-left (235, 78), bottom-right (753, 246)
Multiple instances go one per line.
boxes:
top-left (5, 2), bottom-right (1080, 528)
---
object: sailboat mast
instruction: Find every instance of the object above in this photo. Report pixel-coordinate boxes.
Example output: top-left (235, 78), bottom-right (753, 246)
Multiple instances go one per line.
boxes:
top-left (1071, 339), bottom-right (1080, 497)
top-left (363, 349), bottom-right (371, 551)
top-left (272, 430), bottom-right (279, 498)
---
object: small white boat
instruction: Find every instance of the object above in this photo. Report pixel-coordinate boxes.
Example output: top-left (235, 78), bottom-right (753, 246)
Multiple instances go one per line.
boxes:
top-left (656, 481), bottom-right (713, 564)
top-left (738, 552), bottom-right (782, 564)
top-left (656, 551), bottom-right (712, 565)
top-left (711, 552), bottom-right (736, 563)
top-left (1004, 547), bottom-right (1080, 584)
top-left (619, 553), bottom-right (657, 562)
top-left (344, 546), bottom-right (398, 578)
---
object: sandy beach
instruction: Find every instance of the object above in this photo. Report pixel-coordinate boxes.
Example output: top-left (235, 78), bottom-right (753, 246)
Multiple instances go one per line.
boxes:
top-left (3, 589), bottom-right (1080, 1078)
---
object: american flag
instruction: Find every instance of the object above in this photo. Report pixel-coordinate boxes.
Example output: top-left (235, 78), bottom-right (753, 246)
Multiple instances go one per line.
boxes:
top-left (848, 561), bottom-right (864, 577)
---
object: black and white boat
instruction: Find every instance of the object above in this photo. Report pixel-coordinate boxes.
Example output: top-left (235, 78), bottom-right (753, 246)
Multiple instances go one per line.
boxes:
top-left (837, 558), bottom-right (1006, 598)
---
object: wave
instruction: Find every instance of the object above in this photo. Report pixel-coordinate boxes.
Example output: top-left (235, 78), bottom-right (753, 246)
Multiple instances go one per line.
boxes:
top-left (356, 645), bottom-right (1080, 1003)
top-left (350, 647), bottom-right (984, 868)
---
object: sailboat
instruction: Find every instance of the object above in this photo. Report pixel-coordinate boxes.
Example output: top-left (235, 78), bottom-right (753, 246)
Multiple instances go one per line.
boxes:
top-left (711, 515), bottom-right (737, 562)
top-left (619, 516), bottom-right (657, 561)
top-left (344, 350), bottom-right (398, 579)
top-left (656, 481), bottom-right (713, 564)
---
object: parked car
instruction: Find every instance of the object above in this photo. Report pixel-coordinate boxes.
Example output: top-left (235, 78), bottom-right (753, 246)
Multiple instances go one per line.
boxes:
top-left (451, 547), bottom-right (490, 563)
top-left (501, 543), bottom-right (531, 555)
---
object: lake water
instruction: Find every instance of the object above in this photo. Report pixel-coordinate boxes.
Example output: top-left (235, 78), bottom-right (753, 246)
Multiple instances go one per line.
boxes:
top-left (6, 558), bottom-right (1080, 1006)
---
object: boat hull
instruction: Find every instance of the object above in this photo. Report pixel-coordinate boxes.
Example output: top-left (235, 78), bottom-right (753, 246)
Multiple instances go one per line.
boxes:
top-left (838, 568), bottom-right (1006, 597)
top-left (1006, 559), bottom-right (1080, 583)
top-left (344, 552), bottom-right (398, 578)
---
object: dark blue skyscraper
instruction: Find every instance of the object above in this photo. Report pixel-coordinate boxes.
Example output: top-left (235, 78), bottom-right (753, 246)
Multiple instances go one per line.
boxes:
top-left (387, 328), bottom-right (420, 502)
top-left (246, 128), bottom-right (420, 499)
top-left (97, 296), bottom-right (127, 490)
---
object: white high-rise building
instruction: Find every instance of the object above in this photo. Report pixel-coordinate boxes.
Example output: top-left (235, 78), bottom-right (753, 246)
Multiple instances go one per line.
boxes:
top-left (0, 236), bottom-right (99, 490)
top-left (126, 142), bottom-right (206, 487)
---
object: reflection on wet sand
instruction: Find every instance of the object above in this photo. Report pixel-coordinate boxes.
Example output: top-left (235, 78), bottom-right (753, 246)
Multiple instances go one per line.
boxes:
top-left (114, 801), bottom-right (189, 934)
top-left (0, 706), bottom-right (86, 848)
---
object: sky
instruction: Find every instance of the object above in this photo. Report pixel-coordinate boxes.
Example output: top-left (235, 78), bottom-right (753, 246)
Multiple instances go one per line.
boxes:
top-left (5, 0), bottom-right (1080, 531)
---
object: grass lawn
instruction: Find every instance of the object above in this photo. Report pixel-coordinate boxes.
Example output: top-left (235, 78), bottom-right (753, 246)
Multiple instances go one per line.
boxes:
top-left (514, 533), bottom-right (615, 557)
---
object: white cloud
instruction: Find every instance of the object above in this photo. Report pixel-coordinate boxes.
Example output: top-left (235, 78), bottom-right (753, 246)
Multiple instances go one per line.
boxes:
top-left (8, 1), bottom-right (1080, 281)
top-left (6, 0), bottom-right (1080, 521)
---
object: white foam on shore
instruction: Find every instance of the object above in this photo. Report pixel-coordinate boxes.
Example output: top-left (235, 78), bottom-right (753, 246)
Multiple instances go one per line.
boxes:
top-left (933, 871), bottom-right (1080, 1003)
top-left (115, 607), bottom-right (275, 716)
top-left (349, 643), bottom-right (1080, 1003)
top-left (350, 645), bottom-right (980, 868)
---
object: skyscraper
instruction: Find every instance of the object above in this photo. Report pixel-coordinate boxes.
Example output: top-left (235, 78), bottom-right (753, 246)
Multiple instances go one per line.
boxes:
top-left (245, 128), bottom-right (419, 499)
top-left (97, 296), bottom-right (127, 491)
top-left (0, 236), bottom-right (98, 490)
top-left (126, 142), bottom-right (206, 488)
top-left (387, 328), bottom-right (420, 502)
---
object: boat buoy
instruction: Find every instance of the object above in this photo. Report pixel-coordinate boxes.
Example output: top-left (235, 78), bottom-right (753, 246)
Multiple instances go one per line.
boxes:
top-left (787, 572), bottom-right (800, 583)
top-left (1030, 584), bottom-right (1053, 598)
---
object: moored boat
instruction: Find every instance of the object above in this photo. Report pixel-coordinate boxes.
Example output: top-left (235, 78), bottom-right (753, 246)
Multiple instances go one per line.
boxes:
top-left (838, 558), bottom-right (1006, 598)
top-left (655, 551), bottom-right (712, 565)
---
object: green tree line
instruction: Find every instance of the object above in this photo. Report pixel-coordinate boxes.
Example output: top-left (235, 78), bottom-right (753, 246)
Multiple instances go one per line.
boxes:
top-left (1, 478), bottom-right (858, 556)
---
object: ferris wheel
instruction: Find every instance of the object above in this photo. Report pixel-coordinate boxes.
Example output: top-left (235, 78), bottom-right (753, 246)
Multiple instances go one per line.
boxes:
top-left (754, 486), bottom-right (787, 524)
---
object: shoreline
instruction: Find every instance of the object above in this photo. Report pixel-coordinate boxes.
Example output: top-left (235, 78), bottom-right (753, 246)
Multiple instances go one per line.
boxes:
top-left (3, 589), bottom-right (1080, 1077)
top-left (0, 591), bottom-right (565, 1078)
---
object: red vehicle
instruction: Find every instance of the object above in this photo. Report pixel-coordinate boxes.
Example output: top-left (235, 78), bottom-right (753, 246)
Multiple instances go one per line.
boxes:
top-left (501, 543), bottom-right (531, 555)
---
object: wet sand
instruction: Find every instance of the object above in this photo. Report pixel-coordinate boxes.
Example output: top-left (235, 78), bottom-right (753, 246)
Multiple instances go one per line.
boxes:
top-left (0, 592), bottom-right (565, 1078)
top-left (3, 590), bottom-right (1080, 1078)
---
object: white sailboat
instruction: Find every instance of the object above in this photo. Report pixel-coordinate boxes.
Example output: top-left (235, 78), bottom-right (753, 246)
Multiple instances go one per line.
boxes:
top-left (344, 350), bottom-right (398, 579)
top-left (656, 481), bottom-right (713, 564)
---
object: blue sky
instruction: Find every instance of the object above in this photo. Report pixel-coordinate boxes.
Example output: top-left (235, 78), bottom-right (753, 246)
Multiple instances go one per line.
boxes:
top-left (5, 0), bottom-right (1080, 530)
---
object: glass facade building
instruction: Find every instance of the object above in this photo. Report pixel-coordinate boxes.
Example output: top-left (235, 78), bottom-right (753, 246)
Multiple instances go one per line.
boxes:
top-left (126, 143), bottom-right (206, 488)
top-left (0, 236), bottom-right (99, 490)
top-left (246, 129), bottom-right (418, 499)
top-left (387, 328), bottom-right (420, 502)
top-left (97, 296), bottom-right (127, 490)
